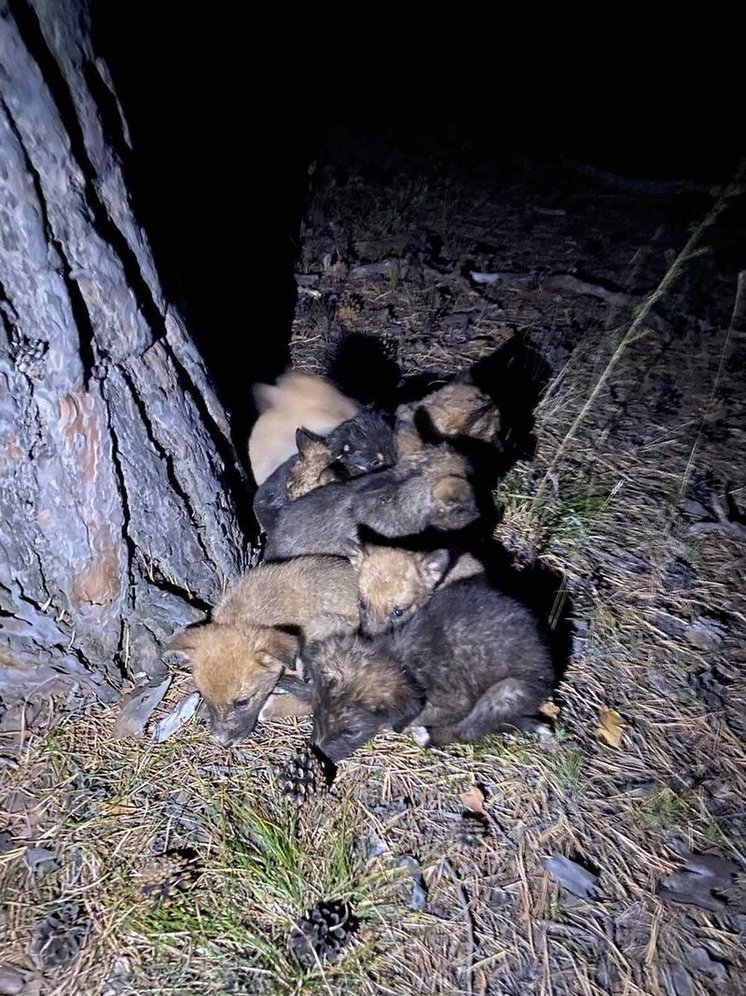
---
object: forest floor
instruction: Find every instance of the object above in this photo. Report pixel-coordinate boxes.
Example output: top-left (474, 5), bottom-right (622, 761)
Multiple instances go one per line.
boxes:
top-left (1, 139), bottom-right (745, 995)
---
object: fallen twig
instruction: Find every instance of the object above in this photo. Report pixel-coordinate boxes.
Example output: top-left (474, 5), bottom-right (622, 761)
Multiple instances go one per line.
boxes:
top-left (544, 273), bottom-right (639, 309)
top-left (442, 858), bottom-right (476, 996)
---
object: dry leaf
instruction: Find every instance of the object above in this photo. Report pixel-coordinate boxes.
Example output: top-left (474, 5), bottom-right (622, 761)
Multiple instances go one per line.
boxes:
top-left (459, 784), bottom-right (487, 817)
top-left (598, 708), bottom-right (626, 748)
top-left (111, 678), bottom-right (171, 740)
top-left (151, 691), bottom-right (200, 743)
top-left (540, 699), bottom-right (561, 720)
top-left (543, 855), bottom-right (601, 899)
top-left (101, 802), bottom-right (138, 818)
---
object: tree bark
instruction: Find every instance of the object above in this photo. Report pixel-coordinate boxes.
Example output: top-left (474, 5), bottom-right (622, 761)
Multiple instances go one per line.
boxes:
top-left (0, 0), bottom-right (252, 716)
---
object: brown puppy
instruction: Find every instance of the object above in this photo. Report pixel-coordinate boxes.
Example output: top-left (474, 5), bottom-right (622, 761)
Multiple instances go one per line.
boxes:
top-left (170, 624), bottom-right (300, 746)
top-left (396, 382), bottom-right (501, 447)
top-left (169, 556), bottom-right (358, 745)
top-left (285, 429), bottom-right (339, 500)
top-left (349, 542), bottom-right (484, 635)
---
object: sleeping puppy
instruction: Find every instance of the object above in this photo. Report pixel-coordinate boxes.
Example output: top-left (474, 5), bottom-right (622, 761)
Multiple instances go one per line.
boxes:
top-left (167, 556), bottom-right (359, 745)
top-left (264, 444), bottom-right (478, 560)
top-left (306, 579), bottom-right (553, 761)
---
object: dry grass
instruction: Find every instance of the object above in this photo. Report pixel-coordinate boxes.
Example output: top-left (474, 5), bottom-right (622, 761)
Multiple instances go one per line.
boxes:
top-left (2, 156), bottom-right (745, 994)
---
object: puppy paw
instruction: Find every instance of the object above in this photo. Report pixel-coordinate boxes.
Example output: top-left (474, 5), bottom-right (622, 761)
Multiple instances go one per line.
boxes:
top-left (409, 725), bottom-right (431, 747)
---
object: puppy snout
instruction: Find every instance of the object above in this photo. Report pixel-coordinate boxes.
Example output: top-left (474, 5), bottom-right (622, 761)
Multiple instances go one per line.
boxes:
top-left (213, 730), bottom-right (238, 747)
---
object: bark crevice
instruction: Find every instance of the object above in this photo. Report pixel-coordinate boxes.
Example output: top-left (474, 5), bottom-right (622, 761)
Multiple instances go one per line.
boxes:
top-left (0, 0), bottom-right (250, 721)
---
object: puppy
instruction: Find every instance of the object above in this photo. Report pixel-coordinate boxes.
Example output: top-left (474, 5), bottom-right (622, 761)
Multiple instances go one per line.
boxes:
top-left (349, 540), bottom-right (483, 635)
top-left (324, 406), bottom-right (397, 477)
top-left (170, 623), bottom-right (301, 747)
top-left (264, 444), bottom-right (478, 559)
top-left (168, 556), bottom-right (358, 745)
top-left (249, 371), bottom-right (358, 485)
top-left (396, 381), bottom-right (501, 447)
top-left (306, 579), bottom-right (553, 761)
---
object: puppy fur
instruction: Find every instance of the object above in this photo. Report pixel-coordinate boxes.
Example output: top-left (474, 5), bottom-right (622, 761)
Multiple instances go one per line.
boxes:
top-left (325, 406), bottom-right (397, 477)
top-left (214, 556), bottom-right (359, 633)
top-left (349, 542), bottom-right (484, 635)
top-left (307, 579), bottom-right (553, 761)
top-left (169, 556), bottom-right (359, 744)
top-left (264, 444), bottom-right (478, 559)
top-left (249, 372), bottom-right (358, 485)
top-left (253, 410), bottom-right (396, 535)
top-left (396, 382), bottom-right (501, 447)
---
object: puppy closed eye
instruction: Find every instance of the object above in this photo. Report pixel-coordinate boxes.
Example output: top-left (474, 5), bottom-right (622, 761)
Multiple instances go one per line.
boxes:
top-left (234, 697), bottom-right (252, 709)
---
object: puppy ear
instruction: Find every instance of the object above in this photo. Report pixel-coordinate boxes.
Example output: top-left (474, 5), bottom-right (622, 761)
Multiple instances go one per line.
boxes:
top-left (165, 629), bottom-right (199, 656)
top-left (257, 628), bottom-right (300, 670)
top-left (295, 426), bottom-right (328, 458)
top-left (417, 549), bottom-right (451, 590)
top-left (345, 524), bottom-right (382, 569)
top-left (344, 539), bottom-right (364, 570)
top-left (431, 475), bottom-right (472, 506)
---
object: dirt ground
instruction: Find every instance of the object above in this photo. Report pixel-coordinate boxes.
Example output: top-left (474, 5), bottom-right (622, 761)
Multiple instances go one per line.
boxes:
top-left (1, 138), bottom-right (745, 995)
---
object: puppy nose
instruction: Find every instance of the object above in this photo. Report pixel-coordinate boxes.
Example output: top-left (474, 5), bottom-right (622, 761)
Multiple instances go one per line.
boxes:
top-left (212, 728), bottom-right (237, 747)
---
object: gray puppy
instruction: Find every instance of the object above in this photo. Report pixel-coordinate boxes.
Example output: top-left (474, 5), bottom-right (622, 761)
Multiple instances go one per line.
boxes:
top-left (254, 410), bottom-right (397, 534)
top-left (307, 579), bottom-right (554, 761)
top-left (264, 444), bottom-right (478, 559)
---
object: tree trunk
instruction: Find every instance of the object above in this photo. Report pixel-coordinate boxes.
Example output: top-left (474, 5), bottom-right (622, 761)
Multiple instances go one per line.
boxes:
top-left (0, 0), bottom-right (252, 718)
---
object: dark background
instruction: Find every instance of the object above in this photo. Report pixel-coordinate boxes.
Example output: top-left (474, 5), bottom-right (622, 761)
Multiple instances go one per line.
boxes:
top-left (93, 4), bottom-right (742, 451)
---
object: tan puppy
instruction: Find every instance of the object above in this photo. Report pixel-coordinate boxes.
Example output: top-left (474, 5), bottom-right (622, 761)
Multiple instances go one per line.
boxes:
top-left (349, 543), bottom-right (484, 635)
top-left (397, 382), bottom-right (501, 447)
top-left (168, 556), bottom-right (359, 745)
top-left (249, 372), bottom-right (358, 485)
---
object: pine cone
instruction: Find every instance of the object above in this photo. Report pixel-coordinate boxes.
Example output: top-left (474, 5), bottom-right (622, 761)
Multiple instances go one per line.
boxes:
top-left (336, 293), bottom-right (364, 323)
top-left (29, 903), bottom-right (90, 969)
top-left (288, 899), bottom-right (359, 968)
top-left (136, 848), bottom-right (201, 907)
top-left (454, 813), bottom-right (490, 851)
top-left (278, 745), bottom-right (330, 805)
top-left (379, 332), bottom-right (398, 359)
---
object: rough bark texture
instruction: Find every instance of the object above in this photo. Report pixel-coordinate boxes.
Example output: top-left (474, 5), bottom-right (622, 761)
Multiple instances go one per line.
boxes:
top-left (0, 0), bottom-right (252, 714)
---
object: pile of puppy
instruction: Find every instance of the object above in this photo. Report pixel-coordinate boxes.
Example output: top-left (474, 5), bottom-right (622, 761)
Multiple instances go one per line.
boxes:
top-left (169, 372), bottom-right (554, 762)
